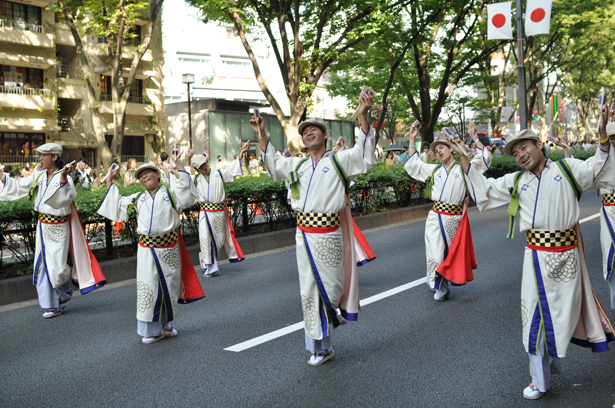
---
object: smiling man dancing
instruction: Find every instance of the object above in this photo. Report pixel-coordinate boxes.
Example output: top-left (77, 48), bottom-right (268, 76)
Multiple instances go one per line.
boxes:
top-left (450, 128), bottom-right (615, 400)
top-left (98, 153), bottom-right (204, 344)
top-left (252, 91), bottom-right (375, 365)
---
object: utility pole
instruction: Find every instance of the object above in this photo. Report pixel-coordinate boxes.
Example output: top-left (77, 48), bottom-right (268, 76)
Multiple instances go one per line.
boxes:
top-left (516, 0), bottom-right (527, 130)
top-left (182, 74), bottom-right (195, 149)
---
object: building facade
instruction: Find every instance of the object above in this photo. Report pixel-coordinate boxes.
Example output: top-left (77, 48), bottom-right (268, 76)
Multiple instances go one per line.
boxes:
top-left (0, 0), bottom-right (164, 167)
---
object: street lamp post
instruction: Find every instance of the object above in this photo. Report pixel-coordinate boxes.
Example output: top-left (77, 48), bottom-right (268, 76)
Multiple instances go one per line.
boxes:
top-left (182, 73), bottom-right (195, 149)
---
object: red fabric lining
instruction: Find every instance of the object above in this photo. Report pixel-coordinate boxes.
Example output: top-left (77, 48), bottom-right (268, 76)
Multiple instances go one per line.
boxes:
top-left (297, 225), bottom-right (341, 234)
top-left (526, 243), bottom-right (577, 252)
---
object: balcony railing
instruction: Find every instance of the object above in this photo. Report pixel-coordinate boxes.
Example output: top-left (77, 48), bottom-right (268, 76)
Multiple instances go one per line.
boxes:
top-left (0, 18), bottom-right (46, 33)
top-left (97, 36), bottom-right (140, 47)
top-left (0, 85), bottom-right (51, 96)
top-left (0, 155), bottom-right (40, 164)
top-left (58, 116), bottom-right (84, 133)
top-left (121, 155), bottom-right (151, 163)
top-left (57, 59), bottom-right (70, 78)
top-left (99, 94), bottom-right (150, 104)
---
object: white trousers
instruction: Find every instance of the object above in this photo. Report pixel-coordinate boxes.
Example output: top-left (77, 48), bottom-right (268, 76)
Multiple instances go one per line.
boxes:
top-left (528, 335), bottom-right (563, 392)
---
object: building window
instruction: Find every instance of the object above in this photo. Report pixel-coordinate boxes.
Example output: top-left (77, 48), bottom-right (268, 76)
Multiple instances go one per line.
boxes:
top-left (0, 1), bottom-right (41, 28)
top-left (126, 25), bottom-right (141, 47)
top-left (221, 60), bottom-right (251, 67)
top-left (0, 132), bottom-right (44, 156)
top-left (100, 75), bottom-right (111, 97)
top-left (26, 68), bottom-right (43, 89)
top-left (105, 134), bottom-right (145, 157)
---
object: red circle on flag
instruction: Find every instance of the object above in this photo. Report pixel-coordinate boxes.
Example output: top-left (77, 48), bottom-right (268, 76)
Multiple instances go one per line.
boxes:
top-left (492, 14), bottom-right (506, 28)
top-left (531, 8), bottom-right (546, 22)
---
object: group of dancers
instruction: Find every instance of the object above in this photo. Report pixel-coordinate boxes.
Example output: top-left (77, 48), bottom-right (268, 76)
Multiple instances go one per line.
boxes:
top-left (1, 91), bottom-right (615, 400)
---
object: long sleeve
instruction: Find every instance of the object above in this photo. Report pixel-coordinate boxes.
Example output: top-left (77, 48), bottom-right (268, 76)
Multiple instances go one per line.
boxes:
top-left (470, 147), bottom-right (492, 175)
top-left (261, 141), bottom-right (302, 182)
top-left (170, 170), bottom-right (196, 212)
top-left (0, 172), bottom-right (37, 201)
top-left (220, 155), bottom-right (243, 182)
top-left (44, 176), bottom-right (77, 209)
top-left (403, 152), bottom-right (439, 182)
top-left (464, 165), bottom-right (516, 212)
top-left (97, 184), bottom-right (140, 222)
top-left (335, 125), bottom-right (376, 178)
top-left (569, 143), bottom-right (614, 191)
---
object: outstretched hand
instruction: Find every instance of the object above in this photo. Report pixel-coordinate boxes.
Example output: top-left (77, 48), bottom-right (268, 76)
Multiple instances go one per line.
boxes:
top-left (240, 141), bottom-right (251, 157)
top-left (598, 103), bottom-right (608, 137)
top-left (447, 135), bottom-right (468, 156)
top-left (468, 121), bottom-right (478, 141)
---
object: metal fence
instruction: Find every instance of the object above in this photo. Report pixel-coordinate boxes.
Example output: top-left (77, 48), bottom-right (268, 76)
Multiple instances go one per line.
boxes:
top-left (121, 155), bottom-right (152, 163)
top-left (0, 155), bottom-right (40, 164)
top-left (0, 85), bottom-right (51, 96)
top-left (0, 18), bottom-right (46, 33)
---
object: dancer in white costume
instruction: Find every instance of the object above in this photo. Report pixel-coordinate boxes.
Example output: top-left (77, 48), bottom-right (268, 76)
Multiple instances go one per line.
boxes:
top-left (190, 142), bottom-right (249, 277)
top-left (252, 91), bottom-right (375, 365)
top-left (449, 128), bottom-right (615, 400)
top-left (404, 122), bottom-right (491, 300)
top-left (600, 122), bottom-right (615, 309)
top-left (0, 143), bottom-right (105, 318)
top-left (98, 152), bottom-right (203, 344)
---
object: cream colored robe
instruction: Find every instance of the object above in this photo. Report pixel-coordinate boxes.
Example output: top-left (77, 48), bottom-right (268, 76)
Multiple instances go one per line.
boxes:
top-left (261, 127), bottom-right (376, 340)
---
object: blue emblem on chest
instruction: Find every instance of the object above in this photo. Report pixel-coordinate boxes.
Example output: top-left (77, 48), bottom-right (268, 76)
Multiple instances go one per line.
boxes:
top-left (140, 197), bottom-right (146, 203)
top-left (215, 173), bottom-right (220, 177)
top-left (322, 167), bottom-right (330, 173)
top-left (437, 173), bottom-right (442, 178)
top-left (298, 171), bottom-right (304, 177)
top-left (454, 173), bottom-right (459, 178)
top-left (163, 195), bottom-right (170, 202)
top-left (554, 175), bottom-right (562, 182)
top-left (522, 184), bottom-right (529, 191)
top-left (55, 182), bottom-right (60, 187)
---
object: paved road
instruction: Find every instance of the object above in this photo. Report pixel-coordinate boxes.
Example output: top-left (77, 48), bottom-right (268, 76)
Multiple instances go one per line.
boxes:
top-left (1, 194), bottom-right (614, 407)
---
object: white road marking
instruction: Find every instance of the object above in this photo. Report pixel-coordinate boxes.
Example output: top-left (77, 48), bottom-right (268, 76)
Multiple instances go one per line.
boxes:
top-left (224, 210), bottom-right (602, 352)
top-left (224, 278), bottom-right (425, 352)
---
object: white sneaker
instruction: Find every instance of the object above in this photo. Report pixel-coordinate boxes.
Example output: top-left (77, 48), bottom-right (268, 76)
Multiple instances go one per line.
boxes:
top-left (42, 309), bottom-right (61, 319)
top-left (307, 350), bottom-right (335, 366)
top-left (162, 324), bottom-right (178, 338)
top-left (142, 334), bottom-right (165, 344)
top-left (523, 383), bottom-right (545, 400)
top-left (434, 288), bottom-right (451, 301)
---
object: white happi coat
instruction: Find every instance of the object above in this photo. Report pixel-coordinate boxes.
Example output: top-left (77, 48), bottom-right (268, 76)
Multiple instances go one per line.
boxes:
top-left (1, 171), bottom-right (76, 289)
top-left (97, 171), bottom-right (195, 323)
top-left (465, 147), bottom-right (615, 357)
top-left (404, 148), bottom-right (491, 288)
top-left (193, 157), bottom-right (243, 264)
top-left (600, 187), bottom-right (615, 308)
top-left (262, 127), bottom-right (376, 340)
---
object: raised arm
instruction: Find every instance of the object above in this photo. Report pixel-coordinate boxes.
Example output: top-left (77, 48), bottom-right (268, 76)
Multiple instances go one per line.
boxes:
top-left (221, 141), bottom-right (250, 181)
top-left (170, 153), bottom-right (196, 211)
top-left (335, 90), bottom-right (376, 177)
top-left (0, 171), bottom-right (37, 201)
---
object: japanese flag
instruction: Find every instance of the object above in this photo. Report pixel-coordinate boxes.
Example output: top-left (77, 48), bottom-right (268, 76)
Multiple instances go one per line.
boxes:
top-left (487, 2), bottom-right (513, 40)
top-left (525, 0), bottom-right (553, 37)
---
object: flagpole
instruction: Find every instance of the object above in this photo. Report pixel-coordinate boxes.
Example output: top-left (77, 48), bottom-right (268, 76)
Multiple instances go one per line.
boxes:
top-left (516, 0), bottom-right (527, 130)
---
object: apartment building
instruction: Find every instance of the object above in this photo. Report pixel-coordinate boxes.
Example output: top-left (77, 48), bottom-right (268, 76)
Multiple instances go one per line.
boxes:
top-left (0, 0), bottom-right (165, 167)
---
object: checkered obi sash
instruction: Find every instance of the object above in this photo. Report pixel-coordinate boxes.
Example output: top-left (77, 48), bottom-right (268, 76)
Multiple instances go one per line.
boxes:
top-left (139, 230), bottom-right (179, 248)
top-left (603, 193), bottom-right (615, 206)
top-left (199, 201), bottom-right (225, 211)
top-left (526, 228), bottom-right (577, 251)
top-left (296, 211), bottom-right (341, 233)
top-left (432, 201), bottom-right (463, 216)
top-left (38, 213), bottom-right (68, 224)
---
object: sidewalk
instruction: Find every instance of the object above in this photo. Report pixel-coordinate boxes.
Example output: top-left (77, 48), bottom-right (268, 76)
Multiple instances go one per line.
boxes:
top-left (0, 204), bottom-right (432, 306)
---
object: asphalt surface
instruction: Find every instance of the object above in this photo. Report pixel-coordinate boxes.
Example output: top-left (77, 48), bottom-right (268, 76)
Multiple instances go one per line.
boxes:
top-left (1, 194), bottom-right (614, 408)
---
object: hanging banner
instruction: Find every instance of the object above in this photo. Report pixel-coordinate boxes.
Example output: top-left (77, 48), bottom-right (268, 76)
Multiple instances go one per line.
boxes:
top-left (525, 0), bottom-right (553, 36)
top-left (487, 2), bottom-right (513, 40)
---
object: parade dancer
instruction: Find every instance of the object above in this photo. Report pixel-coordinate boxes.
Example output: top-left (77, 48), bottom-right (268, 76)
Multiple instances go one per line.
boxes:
top-left (600, 122), bottom-right (615, 309)
top-left (450, 128), bottom-right (615, 400)
top-left (252, 91), bottom-right (376, 365)
top-left (190, 144), bottom-right (248, 277)
top-left (0, 143), bottom-right (106, 318)
top-left (404, 122), bottom-right (491, 300)
top-left (98, 152), bottom-right (204, 344)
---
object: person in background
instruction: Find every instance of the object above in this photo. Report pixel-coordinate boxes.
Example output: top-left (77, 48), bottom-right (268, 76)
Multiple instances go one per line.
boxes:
top-left (248, 153), bottom-right (260, 174)
top-left (385, 152), bottom-right (396, 166)
top-left (72, 160), bottom-right (91, 188)
top-left (21, 162), bottom-right (32, 178)
top-left (216, 155), bottom-right (226, 170)
top-left (124, 158), bottom-right (138, 185)
top-left (419, 144), bottom-right (430, 162)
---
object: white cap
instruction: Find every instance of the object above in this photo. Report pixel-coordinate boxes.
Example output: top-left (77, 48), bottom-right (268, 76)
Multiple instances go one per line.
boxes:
top-left (191, 154), bottom-right (208, 169)
top-left (35, 143), bottom-right (63, 156)
top-left (134, 163), bottom-right (160, 179)
top-left (606, 122), bottom-right (615, 136)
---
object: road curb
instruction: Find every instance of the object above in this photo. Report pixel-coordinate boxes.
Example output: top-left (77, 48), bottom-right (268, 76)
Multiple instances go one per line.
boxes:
top-left (0, 203), bottom-right (432, 306)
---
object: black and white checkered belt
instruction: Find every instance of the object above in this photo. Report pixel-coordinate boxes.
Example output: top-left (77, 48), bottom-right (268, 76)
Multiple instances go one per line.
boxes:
top-left (38, 213), bottom-right (68, 223)
top-left (139, 230), bottom-right (179, 247)
top-left (603, 193), bottom-right (615, 205)
top-left (433, 201), bottom-right (463, 215)
top-left (526, 228), bottom-right (577, 248)
top-left (200, 201), bottom-right (225, 211)
top-left (296, 211), bottom-right (341, 228)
